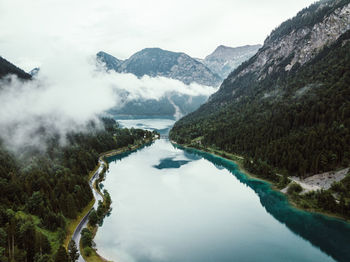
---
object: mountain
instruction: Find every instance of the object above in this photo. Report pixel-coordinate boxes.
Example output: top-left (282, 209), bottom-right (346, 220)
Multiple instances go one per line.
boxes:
top-left (97, 51), bottom-right (124, 71)
top-left (109, 94), bottom-right (208, 118)
top-left (97, 48), bottom-right (222, 86)
top-left (0, 56), bottom-right (31, 80)
top-left (97, 48), bottom-right (222, 117)
top-left (29, 67), bottom-right (40, 77)
top-left (202, 44), bottom-right (261, 79)
top-left (171, 0), bottom-right (350, 178)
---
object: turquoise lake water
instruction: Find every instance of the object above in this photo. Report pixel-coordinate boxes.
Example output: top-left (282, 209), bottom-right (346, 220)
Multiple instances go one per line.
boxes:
top-left (94, 118), bottom-right (350, 262)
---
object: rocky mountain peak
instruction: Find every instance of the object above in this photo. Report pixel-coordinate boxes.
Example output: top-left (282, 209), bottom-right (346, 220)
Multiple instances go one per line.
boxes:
top-left (97, 48), bottom-right (222, 86)
top-left (202, 44), bottom-right (261, 79)
top-left (97, 51), bottom-right (124, 71)
top-left (232, 0), bottom-right (350, 84)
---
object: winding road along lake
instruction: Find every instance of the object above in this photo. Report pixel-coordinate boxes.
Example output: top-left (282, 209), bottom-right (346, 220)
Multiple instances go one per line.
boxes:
top-left (95, 117), bottom-right (350, 262)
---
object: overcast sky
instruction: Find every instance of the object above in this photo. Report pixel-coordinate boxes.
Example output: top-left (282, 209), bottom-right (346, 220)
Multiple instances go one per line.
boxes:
top-left (0, 0), bottom-right (316, 70)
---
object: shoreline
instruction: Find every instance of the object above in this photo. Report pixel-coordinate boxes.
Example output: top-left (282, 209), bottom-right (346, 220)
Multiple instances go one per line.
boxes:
top-left (70, 136), bottom-right (158, 262)
top-left (73, 137), bottom-right (349, 261)
top-left (171, 141), bottom-right (273, 184)
top-left (171, 141), bottom-right (350, 223)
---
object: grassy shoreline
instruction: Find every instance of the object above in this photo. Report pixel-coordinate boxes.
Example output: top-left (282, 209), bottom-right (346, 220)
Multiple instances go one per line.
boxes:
top-left (172, 142), bottom-right (273, 184)
top-left (172, 141), bottom-right (350, 223)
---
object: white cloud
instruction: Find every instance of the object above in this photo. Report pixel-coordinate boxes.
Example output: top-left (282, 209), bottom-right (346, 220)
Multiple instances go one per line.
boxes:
top-left (105, 73), bottom-right (217, 101)
top-left (0, 49), bottom-right (117, 151)
top-left (0, 0), bottom-right (316, 152)
top-left (0, 0), bottom-right (316, 70)
top-left (0, 45), bottom-right (216, 152)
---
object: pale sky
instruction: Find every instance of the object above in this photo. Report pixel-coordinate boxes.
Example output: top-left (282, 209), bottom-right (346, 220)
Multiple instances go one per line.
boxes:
top-left (0, 0), bottom-right (316, 70)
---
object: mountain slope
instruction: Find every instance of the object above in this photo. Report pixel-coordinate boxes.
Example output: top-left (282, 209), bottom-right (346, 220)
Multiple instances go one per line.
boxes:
top-left (109, 94), bottom-right (208, 117)
top-left (0, 56), bottom-right (31, 80)
top-left (97, 48), bottom-right (222, 117)
top-left (97, 51), bottom-right (124, 71)
top-left (203, 44), bottom-right (261, 79)
top-left (97, 48), bottom-right (222, 86)
top-left (171, 0), bottom-right (350, 177)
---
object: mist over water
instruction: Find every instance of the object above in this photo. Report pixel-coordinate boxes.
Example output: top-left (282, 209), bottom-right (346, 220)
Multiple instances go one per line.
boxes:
top-left (94, 118), bottom-right (350, 262)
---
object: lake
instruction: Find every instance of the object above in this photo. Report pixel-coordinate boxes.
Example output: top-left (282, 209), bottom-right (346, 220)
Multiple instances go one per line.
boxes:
top-left (94, 117), bottom-right (350, 262)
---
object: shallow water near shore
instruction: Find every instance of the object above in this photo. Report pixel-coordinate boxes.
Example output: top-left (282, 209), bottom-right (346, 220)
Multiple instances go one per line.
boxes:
top-left (94, 117), bottom-right (350, 262)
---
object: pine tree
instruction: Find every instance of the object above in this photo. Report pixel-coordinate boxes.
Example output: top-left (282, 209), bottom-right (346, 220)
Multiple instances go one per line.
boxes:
top-left (88, 209), bottom-right (98, 226)
top-left (55, 246), bottom-right (68, 262)
top-left (68, 240), bottom-right (79, 262)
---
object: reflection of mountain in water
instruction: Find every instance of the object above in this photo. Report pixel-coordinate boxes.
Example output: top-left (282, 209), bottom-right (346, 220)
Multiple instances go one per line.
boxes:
top-left (175, 144), bottom-right (350, 262)
top-left (106, 142), bottom-right (154, 163)
top-left (153, 157), bottom-right (190, 169)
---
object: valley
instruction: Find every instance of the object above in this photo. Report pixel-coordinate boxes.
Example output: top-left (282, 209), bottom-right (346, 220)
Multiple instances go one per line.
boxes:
top-left (0, 0), bottom-right (350, 261)
top-left (93, 117), bottom-right (350, 262)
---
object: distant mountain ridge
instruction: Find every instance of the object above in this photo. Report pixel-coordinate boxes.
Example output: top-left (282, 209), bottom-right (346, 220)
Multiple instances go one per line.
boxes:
top-left (97, 48), bottom-right (222, 86)
top-left (0, 56), bottom-right (31, 80)
top-left (109, 94), bottom-right (208, 117)
top-left (97, 45), bottom-right (261, 117)
top-left (97, 51), bottom-right (124, 71)
top-left (202, 44), bottom-right (261, 78)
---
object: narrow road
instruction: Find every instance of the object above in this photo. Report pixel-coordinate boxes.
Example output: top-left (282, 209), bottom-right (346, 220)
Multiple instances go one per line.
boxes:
top-left (70, 139), bottom-right (157, 261)
top-left (71, 159), bottom-right (105, 262)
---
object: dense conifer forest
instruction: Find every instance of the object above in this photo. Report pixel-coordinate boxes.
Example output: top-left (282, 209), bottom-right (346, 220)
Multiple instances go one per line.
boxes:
top-left (0, 118), bottom-right (154, 261)
top-left (170, 8), bottom-right (350, 219)
top-left (171, 30), bottom-right (350, 176)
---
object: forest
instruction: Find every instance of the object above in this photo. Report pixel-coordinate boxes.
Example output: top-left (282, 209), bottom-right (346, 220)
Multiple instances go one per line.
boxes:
top-left (0, 117), bottom-right (154, 261)
top-left (170, 29), bottom-right (350, 218)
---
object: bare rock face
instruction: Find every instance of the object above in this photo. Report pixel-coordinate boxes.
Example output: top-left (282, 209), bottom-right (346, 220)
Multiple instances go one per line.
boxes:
top-left (97, 48), bottom-right (222, 87)
top-left (232, 0), bottom-right (350, 83)
top-left (167, 53), bottom-right (223, 86)
top-left (285, 3), bottom-right (350, 70)
top-left (202, 45), bottom-right (261, 79)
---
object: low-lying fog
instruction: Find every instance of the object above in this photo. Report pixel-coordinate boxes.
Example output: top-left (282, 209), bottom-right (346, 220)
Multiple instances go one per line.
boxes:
top-left (0, 50), bottom-right (215, 153)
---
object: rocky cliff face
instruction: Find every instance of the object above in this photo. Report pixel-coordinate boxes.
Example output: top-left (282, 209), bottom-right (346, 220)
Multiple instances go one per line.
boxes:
top-left (203, 45), bottom-right (261, 79)
top-left (229, 0), bottom-right (350, 85)
top-left (97, 48), bottom-right (222, 87)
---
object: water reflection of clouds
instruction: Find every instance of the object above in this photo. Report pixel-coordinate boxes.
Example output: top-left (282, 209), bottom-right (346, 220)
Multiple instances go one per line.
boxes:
top-left (96, 139), bottom-right (336, 262)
